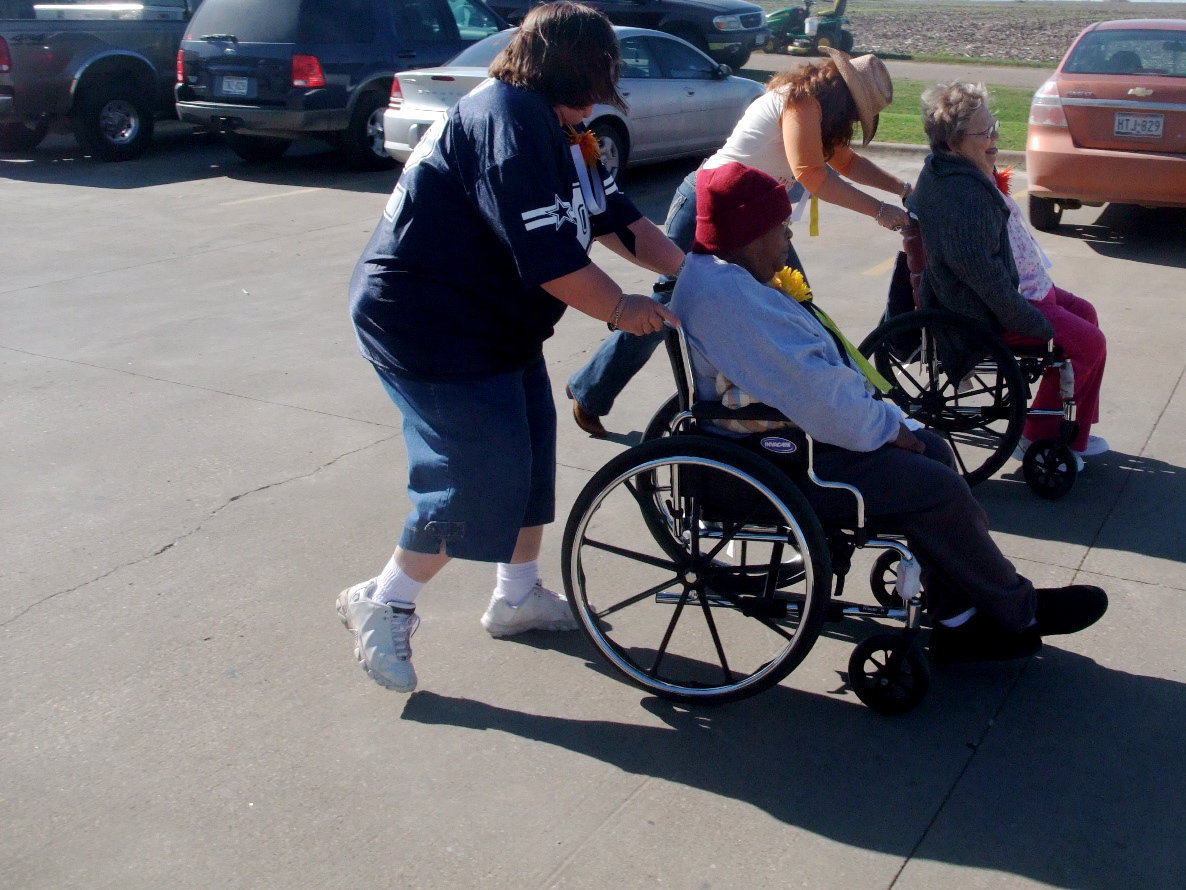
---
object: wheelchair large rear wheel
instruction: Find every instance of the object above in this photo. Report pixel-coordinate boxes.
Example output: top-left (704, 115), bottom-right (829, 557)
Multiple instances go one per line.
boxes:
top-left (642, 394), bottom-right (681, 441)
top-left (562, 436), bottom-right (832, 704)
top-left (859, 309), bottom-right (1027, 486)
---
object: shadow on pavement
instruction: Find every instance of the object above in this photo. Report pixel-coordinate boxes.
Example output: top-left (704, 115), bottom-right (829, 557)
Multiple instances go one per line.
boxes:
top-left (978, 450), bottom-right (1186, 565)
top-left (0, 126), bottom-right (401, 194)
top-left (402, 643), bottom-right (1186, 888)
top-left (1062, 205), bottom-right (1186, 269)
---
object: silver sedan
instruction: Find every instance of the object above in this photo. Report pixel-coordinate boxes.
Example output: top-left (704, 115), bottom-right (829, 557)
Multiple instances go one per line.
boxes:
top-left (383, 26), bottom-right (765, 177)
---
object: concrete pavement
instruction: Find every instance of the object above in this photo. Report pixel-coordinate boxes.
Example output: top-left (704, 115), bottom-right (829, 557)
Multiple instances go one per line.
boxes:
top-left (3, 130), bottom-right (1186, 889)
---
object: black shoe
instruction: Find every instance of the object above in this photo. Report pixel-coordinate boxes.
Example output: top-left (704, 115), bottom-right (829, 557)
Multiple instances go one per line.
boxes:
top-left (565, 385), bottom-right (608, 437)
top-left (1034, 585), bottom-right (1108, 635)
top-left (929, 612), bottom-right (1042, 665)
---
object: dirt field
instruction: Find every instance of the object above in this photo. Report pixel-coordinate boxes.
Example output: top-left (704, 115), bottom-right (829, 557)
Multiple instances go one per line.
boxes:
top-left (758, 0), bottom-right (1186, 65)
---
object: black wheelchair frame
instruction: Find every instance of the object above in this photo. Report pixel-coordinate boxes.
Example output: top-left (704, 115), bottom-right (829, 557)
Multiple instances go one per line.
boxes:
top-left (561, 327), bottom-right (934, 714)
top-left (857, 224), bottom-right (1083, 499)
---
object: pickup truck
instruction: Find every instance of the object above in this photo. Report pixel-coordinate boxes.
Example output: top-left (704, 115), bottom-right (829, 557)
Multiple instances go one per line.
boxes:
top-left (0, 0), bottom-right (201, 159)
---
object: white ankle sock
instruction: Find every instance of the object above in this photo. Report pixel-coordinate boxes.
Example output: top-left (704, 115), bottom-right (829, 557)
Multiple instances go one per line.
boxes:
top-left (940, 607), bottom-right (976, 628)
top-left (372, 556), bottom-right (425, 609)
top-left (495, 560), bottom-right (539, 607)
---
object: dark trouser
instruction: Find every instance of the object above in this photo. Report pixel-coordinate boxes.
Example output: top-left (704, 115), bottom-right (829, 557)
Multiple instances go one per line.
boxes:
top-left (800, 429), bottom-right (1036, 632)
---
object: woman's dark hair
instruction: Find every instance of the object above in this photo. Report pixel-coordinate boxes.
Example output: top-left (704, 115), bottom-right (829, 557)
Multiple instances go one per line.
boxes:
top-left (489, 2), bottom-right (626, 112)
top-left (767, 61), bottom-right (857, 158)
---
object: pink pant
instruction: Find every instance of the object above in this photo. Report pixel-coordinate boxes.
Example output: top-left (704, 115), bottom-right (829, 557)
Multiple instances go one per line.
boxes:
top-left (1004, 286), bottom-right (1106, 452)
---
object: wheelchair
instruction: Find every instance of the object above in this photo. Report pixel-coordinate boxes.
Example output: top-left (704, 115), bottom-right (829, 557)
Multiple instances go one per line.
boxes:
top-left (561, 327), bottom-right (933, 715)
top-left (856, 224), bottom-right (1083, 500)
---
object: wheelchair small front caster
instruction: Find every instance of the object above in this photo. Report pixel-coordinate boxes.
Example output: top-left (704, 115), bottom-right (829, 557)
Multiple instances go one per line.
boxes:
top-left (869, 550), bottom-right (903, 609)
top-left (1022, 438), bottom-right (1078, 500)
top-left (848, 633), bottom-right (930, 715)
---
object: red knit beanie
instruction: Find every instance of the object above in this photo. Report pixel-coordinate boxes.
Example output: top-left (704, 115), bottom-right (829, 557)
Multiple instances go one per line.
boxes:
top-left (692, 162), bottom-right (792, 255)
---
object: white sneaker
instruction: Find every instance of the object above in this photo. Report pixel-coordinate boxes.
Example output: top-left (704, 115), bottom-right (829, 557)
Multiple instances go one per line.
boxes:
top-left (336, 581), bottom-right (419, 692)
top-left (1074, 435), bottom-right (1109, 457)
top-left (480, 583), bottom-right (579, 637)
top-left (1012, 436), bottom-right (1032, 461)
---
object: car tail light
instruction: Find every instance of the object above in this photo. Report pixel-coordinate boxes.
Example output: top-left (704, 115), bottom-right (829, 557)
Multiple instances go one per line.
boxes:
top-left (292, 54), bottom-right (326, 89)
top-left (1029, 80), bottom-right (1068, 128)
top-left (0, 36), bottom-right (11, 74)
top-left (389, 76), bottom-right (403, 110)
top-left (176, 49), bottom-right (185, 84)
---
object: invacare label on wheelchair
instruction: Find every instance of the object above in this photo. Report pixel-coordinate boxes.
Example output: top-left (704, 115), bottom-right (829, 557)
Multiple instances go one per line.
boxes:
top-left (760, 436), bottom-right (799, 454)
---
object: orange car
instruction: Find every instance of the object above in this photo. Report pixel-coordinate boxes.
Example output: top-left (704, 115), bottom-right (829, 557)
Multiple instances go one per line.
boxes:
top-left (1026, 19), bottom-right (1186, 230)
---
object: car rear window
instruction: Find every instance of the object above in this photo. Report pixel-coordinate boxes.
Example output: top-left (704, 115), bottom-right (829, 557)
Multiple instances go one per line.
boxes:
top-left (449, 27), bottom-right (514, 65)
top-left (1064, 28), bottom-right (1186, 78)
top-left (187, 0), bottom-right (301, 42)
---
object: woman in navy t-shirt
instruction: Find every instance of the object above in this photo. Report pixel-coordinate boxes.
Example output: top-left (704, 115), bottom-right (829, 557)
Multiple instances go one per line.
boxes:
top-left (340, 2), bottom-right (684, 693)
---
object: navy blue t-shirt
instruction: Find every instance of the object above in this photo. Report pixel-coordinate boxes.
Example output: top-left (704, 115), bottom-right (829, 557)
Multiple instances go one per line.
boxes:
top-left (350, 80), bottom-right (642, 380)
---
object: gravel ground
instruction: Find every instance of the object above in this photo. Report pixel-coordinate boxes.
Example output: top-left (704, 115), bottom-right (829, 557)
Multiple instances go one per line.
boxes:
top-left (757, 0), bottom-right (1186, 65)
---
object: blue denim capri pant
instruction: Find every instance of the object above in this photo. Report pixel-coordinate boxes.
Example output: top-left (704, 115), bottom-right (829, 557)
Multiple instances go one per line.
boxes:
top-left (374, 357), bottom-right (557, 563)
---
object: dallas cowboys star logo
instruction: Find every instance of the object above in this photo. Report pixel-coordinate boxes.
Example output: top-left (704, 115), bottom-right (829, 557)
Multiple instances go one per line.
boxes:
top-left (522, 194), bottom-right (579, 232)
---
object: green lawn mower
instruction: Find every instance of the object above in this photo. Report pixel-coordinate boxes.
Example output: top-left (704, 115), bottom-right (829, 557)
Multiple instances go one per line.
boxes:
top-left (765, 0), bottom-right (854, 55)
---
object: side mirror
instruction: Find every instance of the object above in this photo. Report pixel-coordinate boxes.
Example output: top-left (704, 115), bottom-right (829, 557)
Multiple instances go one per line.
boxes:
top-left (715, 63), bottom-right (732, 78)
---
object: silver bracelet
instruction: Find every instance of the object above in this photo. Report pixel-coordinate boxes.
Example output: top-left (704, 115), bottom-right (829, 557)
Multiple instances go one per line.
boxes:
top-left (607, 294), bottom-right (627, 331)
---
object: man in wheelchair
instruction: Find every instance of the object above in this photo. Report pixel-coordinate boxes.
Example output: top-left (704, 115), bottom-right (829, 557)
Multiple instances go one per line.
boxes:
top-left (669, 161), bottom-right (1107, 663)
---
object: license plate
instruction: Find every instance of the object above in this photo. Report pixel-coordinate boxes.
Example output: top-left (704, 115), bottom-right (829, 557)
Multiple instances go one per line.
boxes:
top-left (1114, 112), bottom-right (1163, 138)
top-left (220, 76), bottom-right (249, 96)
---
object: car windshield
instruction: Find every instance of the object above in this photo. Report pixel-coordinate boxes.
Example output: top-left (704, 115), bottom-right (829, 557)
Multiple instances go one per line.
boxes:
top-left (448, 27), bottom-right (516, 66)
top-left (1063, 29), bottom-right (1186, 78)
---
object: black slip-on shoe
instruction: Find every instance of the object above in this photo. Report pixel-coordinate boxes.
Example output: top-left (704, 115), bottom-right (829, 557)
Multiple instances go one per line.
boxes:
top-left (929, 612), bottom-right (1042, 665)
top-left (1035, 585), bottom-right (1108, 636)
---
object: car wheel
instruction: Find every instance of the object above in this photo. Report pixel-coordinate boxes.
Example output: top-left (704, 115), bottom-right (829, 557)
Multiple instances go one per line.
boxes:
top-left (340, 91), bottom-right (397, 171)
top-left (0, 119), bottom-right (50, 152)
top-left (1029, 195), bottom-right (1063, 231)
top-left (71, 80), bottom-right (154, 161)
top-left (224, 133), bottom-right (292, 163)
top-left (590, 119), bottom-right (627, 179)
top-left (720, 48), bottom-right (751, 69)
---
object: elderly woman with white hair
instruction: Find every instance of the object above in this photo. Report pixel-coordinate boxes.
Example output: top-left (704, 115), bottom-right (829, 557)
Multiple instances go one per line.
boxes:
top-left (907, 81), bottom-right (1108, 466)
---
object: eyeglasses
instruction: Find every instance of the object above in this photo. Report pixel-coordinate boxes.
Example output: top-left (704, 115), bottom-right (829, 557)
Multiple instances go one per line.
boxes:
top-left (965, 118), bottom-right (1001, 139)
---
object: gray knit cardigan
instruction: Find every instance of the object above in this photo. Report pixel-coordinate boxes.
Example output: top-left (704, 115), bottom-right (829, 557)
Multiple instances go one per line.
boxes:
top-left (907, 151), bottom-right (1053, 341)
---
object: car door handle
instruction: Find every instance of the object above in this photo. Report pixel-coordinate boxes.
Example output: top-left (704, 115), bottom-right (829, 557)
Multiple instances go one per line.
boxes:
top-left (397, 51), bottom-right (416, 59)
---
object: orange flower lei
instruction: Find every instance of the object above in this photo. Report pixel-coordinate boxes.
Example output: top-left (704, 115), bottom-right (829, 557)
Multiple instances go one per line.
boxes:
top-left (993, 165), bottom-right (1013, 195)
top-left (565, 125), bottom-right (600, 166)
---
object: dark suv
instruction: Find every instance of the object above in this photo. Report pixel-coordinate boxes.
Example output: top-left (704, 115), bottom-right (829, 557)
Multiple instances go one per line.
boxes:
top-left (487, 0), bottom-right (767, 69)
top-left (175, 0), bottom-right (506, 168)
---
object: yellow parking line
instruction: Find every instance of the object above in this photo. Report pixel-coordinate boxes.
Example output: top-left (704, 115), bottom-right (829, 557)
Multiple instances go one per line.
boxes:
top-left (863, 257), bottom-right (896, 277)
top-left (220, 188), bottom-right (318, 206)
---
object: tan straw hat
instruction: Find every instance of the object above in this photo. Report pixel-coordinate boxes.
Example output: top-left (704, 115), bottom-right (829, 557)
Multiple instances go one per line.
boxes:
top-left (820, 46), bottom-right (893, 146)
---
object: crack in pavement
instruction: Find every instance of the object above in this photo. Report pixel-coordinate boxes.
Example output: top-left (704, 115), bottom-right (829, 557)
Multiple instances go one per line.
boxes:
top-left (1, 434), bottom-right (401, 629)
top-left (1, 344), bottom-right (400, 430)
